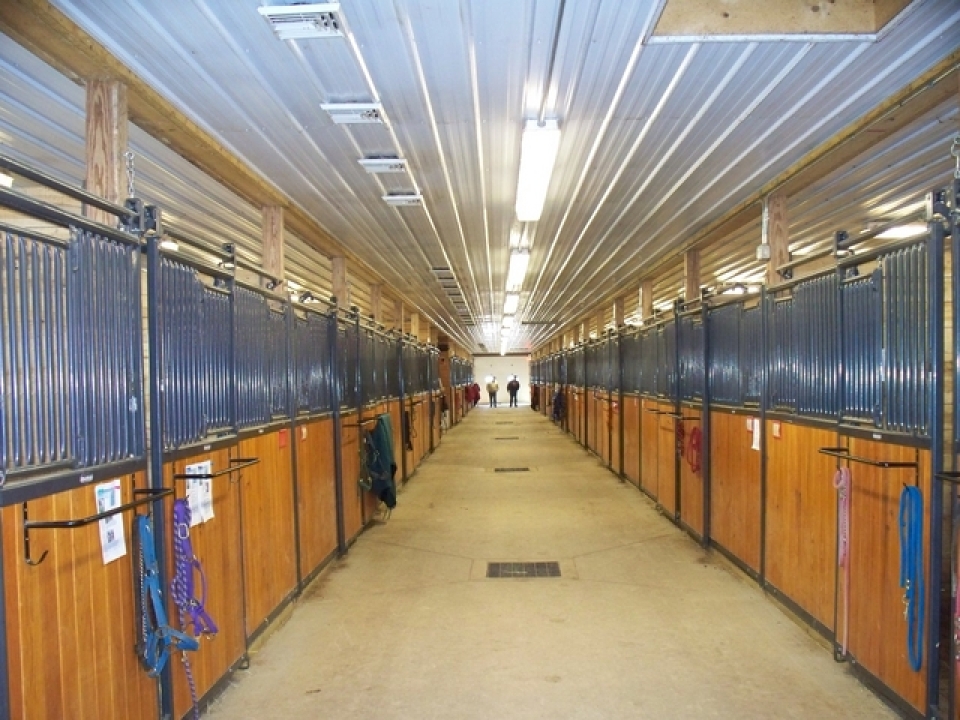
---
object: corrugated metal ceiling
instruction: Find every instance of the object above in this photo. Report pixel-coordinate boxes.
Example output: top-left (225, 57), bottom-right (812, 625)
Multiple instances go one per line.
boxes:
top-left (7, 0), bottom-right (960, 353)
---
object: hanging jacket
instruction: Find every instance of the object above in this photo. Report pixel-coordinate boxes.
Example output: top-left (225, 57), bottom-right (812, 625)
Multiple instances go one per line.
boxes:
top-left (363, 413), bottom-right (398, 508)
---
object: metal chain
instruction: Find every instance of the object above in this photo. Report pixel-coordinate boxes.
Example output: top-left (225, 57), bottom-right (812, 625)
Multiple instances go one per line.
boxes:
top-left (951, 134), bottom-right (960, 180)
top-left (124, 150), bottom-right (136, 197)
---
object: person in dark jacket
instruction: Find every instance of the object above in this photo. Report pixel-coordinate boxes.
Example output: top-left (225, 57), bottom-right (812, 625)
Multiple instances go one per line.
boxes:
top-left (506, 377), bottom-right (520, 407)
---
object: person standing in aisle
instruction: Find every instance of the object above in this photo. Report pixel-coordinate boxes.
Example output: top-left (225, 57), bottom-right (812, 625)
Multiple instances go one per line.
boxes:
top-left (486, 377), bottom-right (499, 407)
top-left (507, 376), bottom-right (520, 407)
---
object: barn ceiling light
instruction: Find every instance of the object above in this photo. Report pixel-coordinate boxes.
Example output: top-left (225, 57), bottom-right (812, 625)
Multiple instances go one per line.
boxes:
top-left (503, 293), bottom-right (520, 315)
top-left (876, 223), bottom-right (927, 240)
top-left (0, 172), bottom-right (12, 188)
top-left (320, 102), bottom-right (384, 124)
top-left (506, 250), bottom-right (530, 291)
top-left (515, 119), bottom-right (561, 222)
top-left (258, 3), bottom-right (344, 40)
top-left (359, 157), bottom-right (407, 174)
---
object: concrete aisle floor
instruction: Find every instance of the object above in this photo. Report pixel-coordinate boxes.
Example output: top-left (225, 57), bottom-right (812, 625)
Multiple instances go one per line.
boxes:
top-left (206, 407), bottom-right (895, 720)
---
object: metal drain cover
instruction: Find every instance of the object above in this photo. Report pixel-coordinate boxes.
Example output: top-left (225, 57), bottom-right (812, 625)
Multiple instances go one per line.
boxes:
top-left (494, 467), bottom-right (530, 472)
top-left (487, 562), bottom-right (560, 578)
top-left (495, 436), bottom-right (520, 440)
top-left (495, 422), bottom-right (515, 425)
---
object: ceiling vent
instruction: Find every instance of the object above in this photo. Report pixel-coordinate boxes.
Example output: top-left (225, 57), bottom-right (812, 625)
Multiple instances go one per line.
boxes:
top-left (359, 157), bottom-right (407, 174)
top-left (320, 102), bottom-right (384, 124)
top-left (258, 3), bottom-right (344, 40)
top-left (382, 193), bottom-right (422, 207)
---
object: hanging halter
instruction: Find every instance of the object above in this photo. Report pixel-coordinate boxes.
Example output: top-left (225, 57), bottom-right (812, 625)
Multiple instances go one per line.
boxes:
top-left (135, 513), bottom-right (199, 679)
top-left (899, 485), bottom-right (924, 672)
top-left (686, 426), bottom-right (702, 474)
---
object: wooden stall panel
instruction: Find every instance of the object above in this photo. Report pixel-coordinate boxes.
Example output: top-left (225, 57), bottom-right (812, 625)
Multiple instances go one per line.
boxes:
top-left (678, 408), bottom-right (703, 538)
top-left (764, 421), bottom-right (837, 631)
top-left (339, 415), bottom-right (364, 542)
top-left (610, 397), bottom-right (621, 475)
top-left (845, 438), bottom-right (929, 713)
top-left (622, 396), bottom-right (641, 487)
top-left (709, 411), bottom-right (762, 572)
top-left (3, 475), bottom-right (156, 720)
top-left (541, 384), bottom-right (549, 416)
top-left (432, 393), bottom-right (442, 450)
top-left (295, 417), bottom-right (338, 580)
top-left (657, 402), bottom-right (678, 518)
top-left (587, 393), bottom-right (600, 455)
top-left (166, 449), bottom-right (246, 719)
top-left (569, 389), bottom-right (582, 443)
top-left (238, 430), bottom-right (298, 637)
top-left (640, 398), bottom-right (659, 499)
top-left (388, 400), bottom-right (404, 482)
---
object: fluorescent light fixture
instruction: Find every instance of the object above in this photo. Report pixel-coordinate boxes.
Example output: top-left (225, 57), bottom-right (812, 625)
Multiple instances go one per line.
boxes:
top-left (515, 118), bottom-right (561, 222)
top-left (320, 102), bottom-right (384, 124)
top-left (0, 172), bottom-right (12, 188)
top-left (359, 157), bottom-right (407, 174)
top-left (502, 315), bottom-right (515, 329)
top-left (500, 327), bottom-right (512, 337)
top-left (503, 293), bottom-right (520, 315)
top-left (722, 284), bottom-right (746, 296)
top-left (258, 3), bottom-right (344, 40)
top-left (506, 250), bottom-right (530, 291)
top-left (382, 192), bottom-right (423, 207)
top-left (876, 223), bottom-right (927, 240)
top-left (159, 237), bottom-right (179, 252)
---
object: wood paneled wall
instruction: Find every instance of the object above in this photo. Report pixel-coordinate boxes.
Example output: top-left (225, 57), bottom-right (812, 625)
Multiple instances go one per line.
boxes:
top-left (339, 414), bottom-right (364, 543)
top-left (2, 475), bottom-right (156, 720)
top-left (569, 389), bottom-right (583, 444)
top-left (678, 407), bottom-right (703, 538)
top-left (657, 404), bottom-right (677, 518)
top-left (764, 420), bottom-right (837, 630)
top-left (295, 417), bottom-right (338, 578)
top-left (709, 410), bottom-right (761, 572)
top-left (640, 398), bottom-right (659, 499)
top-left (609, 396), bottom-right (621, 475)
top-left (238, 431), bottom-right (298, 637)
top-left (622, 396), bottom-right (641, 487)
top-left (844, 438), bottom-right (930, 713)
top-left (587, 393), bottom-right (600, 455)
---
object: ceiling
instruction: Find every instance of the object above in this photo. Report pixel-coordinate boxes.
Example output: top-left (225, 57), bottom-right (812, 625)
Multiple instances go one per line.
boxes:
top-left (2, 0), bottom-right (959, 353)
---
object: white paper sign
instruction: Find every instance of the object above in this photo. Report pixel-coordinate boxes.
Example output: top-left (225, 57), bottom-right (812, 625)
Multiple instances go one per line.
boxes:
top-left (751, 416), bottom-right (761, 451)
top-left (95, 479), bottom-right (127, 565)
top-left (184, 461), bottom-right (212, 525)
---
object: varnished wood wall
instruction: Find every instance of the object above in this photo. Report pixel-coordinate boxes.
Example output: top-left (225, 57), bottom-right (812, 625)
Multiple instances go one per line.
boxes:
top-left (339, 415), bottom-right (364, 543)
top-left (764, 420), bottom-right (837, 631)
top-left (238, 430), bottom-right (298, 637)
top-left (609, 396), bottom-right (621, 475)
top-left (657, 403), bottom-right (677, 518)
top-left (295, 417), bottom-right (339, 579)
top-left (640, 398), bottom-right (659, 499)
top-left (2, 475), bottom-right (156, 720)
top-left (622, 396), bottom-right (641, 487)
top-left (709, 410), bottom-right (761, 572)
top-left (678, 406), bottom-right (703, 538)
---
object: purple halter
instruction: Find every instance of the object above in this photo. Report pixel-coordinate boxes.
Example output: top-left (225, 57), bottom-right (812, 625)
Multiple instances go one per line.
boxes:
top-left (171, 498), bottom-right (218, 637)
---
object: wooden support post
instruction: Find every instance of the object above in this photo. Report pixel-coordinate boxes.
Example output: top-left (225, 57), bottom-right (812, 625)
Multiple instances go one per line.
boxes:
top-left (85, 78), bottom-right (127, 225)
top-left (332, 257), bottom-right (349, 307)
top-left (409, 313), bottom-right (420, 341)
top-left (370, 284), bottom-right (383, 325)
top-left (595, 310), bottom-right (605, 338)
top-left (613, 297), bottom-right (625, 328)
top-left (684, 249), bottom-right (700, 304)
top-left (765, 192), bottom-right (790, 286)
top-left (429, 325), bottom-right (439, 346)
top-left (394, 299), bottom-right (405, 333)
top-left (261, 205), bottom-right (284, 293)
top-left (639, 280), bottom-right (653, 322)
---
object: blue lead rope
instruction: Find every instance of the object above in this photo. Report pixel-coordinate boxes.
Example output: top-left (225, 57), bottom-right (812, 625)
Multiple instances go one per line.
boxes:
top-left (898, 486), bottom-right (924, 672)
top-left (136, 513), bottom-right (199, 678)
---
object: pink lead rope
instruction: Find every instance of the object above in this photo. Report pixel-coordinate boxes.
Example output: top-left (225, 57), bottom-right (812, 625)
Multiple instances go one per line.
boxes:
top-left (833, 467), bottom-right (851, 658)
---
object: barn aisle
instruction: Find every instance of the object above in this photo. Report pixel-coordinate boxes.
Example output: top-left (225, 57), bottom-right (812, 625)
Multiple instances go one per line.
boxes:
top-left (207, 408), bottom-right (892, 719)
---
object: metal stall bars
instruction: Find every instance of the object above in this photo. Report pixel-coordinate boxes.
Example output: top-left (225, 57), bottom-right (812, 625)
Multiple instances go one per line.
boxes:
top-left (930, 170), bottom-right (960, 720)
top-left (0, 157), bottom-right (150, 717)
top-left (808, 217), bottom-right (944, 713)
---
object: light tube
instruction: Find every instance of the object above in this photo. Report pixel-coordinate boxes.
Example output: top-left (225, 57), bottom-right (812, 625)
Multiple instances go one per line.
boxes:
top-left (515, 119), bottom-right (560, 222)
top-left (506, 250), bottom-right (530, 291)
top-left (503, 293), bottom-right (520, 315)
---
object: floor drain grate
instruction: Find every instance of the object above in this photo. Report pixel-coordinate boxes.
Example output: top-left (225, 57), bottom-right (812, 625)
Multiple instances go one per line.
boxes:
top-left (495, 436), bottom-right (520, 440)
top-left (494, 467), bottom-right (530, 472)
top-left (495, 422), bottom-right (515, 425)
top-left (487, 562), bottom-right (561, 578)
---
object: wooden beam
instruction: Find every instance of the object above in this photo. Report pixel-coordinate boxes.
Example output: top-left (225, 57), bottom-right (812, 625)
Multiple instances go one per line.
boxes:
top-left (409, 313), bottom-right (420, 341)
top-left (85, 78), bottom-right (127, 225)
top-left (429, 325), bottom-right (439, 346)
top-left (332, 257), bottom-right (349, 307)
top-left (394, 299), bottom-right (405, 333)
top-left (0, 0), bottom-right (386, 288)
top-left (261, 205), bottom-right (284, 291)
top-left (683, 249), bottom-right (700, 304)
top-left (639, 280), bottom-right (654, 322)
top-left (613, 297), bottom-right (625, 328)
top-left (765, 192), bottom-right (790, 286)
top-left (370, 284), bottom-right (383, 325)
